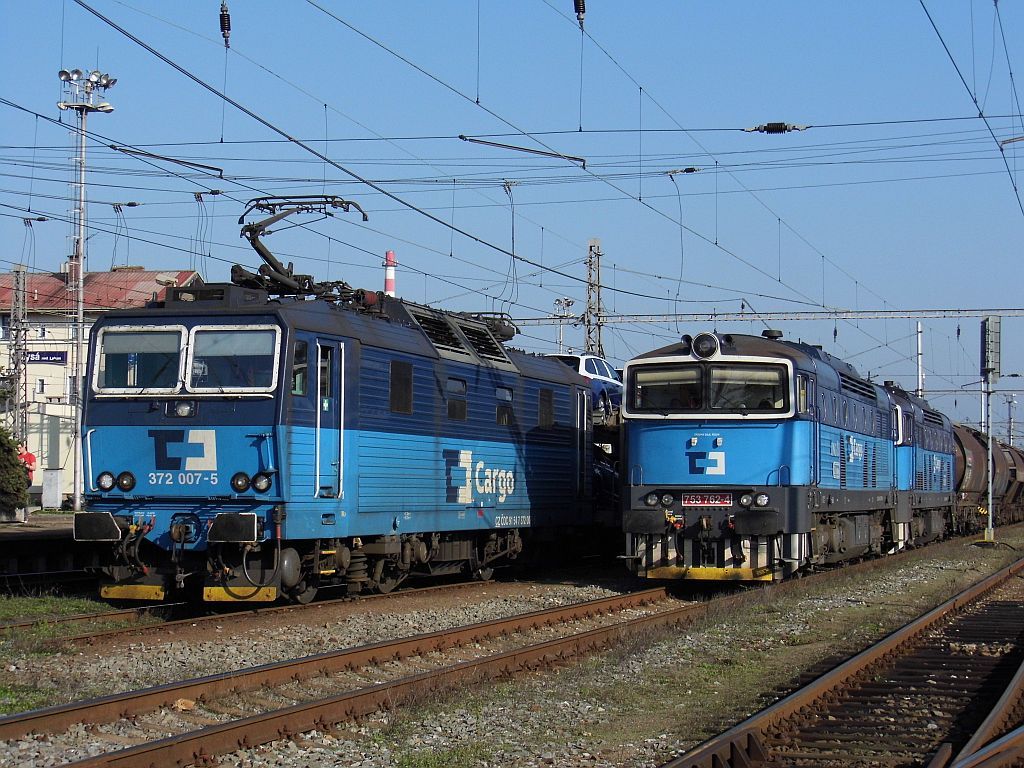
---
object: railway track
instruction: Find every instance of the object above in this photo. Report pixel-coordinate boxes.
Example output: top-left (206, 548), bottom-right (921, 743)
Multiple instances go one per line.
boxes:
top-left (1, 579), bottom-right (498, 648)
top-left (0, 586), bottom-right (706, 767)
top-left (664, 557), bottom-right (1024, 768)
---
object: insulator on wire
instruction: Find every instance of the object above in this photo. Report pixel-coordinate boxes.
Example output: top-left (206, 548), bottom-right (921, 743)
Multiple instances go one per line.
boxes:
top-left (574, 0), bottom-right (585, 29)
top-left (220, 1), bottom-right (232, 48)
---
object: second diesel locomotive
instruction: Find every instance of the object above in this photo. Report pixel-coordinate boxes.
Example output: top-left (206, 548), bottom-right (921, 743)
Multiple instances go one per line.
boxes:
top-left (621, 330), bottom-right (1022, 582)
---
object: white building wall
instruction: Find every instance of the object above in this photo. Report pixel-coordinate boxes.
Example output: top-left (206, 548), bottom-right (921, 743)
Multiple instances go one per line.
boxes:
top-left (1, 311), bottom-right (95, 506)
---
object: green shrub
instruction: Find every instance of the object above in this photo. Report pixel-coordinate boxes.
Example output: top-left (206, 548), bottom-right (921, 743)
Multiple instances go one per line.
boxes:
top-left (0, 429), bottom-right (28, 514)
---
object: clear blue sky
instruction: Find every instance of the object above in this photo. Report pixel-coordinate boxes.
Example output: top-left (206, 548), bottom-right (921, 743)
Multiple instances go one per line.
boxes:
top-left (2, 2), bottom-right (1022, 433)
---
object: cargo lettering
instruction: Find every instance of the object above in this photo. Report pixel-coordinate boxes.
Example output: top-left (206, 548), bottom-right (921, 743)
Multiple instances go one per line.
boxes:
top-left (474, 461), bottom-right (515, 502)
top-left (443, 449), bottom-right (515, 504)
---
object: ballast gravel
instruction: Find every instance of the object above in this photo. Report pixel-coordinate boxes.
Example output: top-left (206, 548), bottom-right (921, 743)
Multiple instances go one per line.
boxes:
top-left (3, 536), bottom-right (1023, 768)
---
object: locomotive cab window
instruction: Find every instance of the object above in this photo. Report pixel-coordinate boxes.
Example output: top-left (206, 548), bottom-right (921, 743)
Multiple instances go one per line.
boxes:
top-left (186, 325), bottom-right (279, 394)
top-left (291, 340), bottom-right (308, 396)
top-left (708, 364), bottom-right (788, 412)
top-left (94, 326), bottom-right (185, 395)
top-left (628, 365), bottom-right (702, 412)
top-left (796, 374), bottom-right (814, 415)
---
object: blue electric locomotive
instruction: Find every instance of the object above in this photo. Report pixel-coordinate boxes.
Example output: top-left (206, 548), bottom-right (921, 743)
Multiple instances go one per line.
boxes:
top-left (73, 198), bottom-right (594, 602)
top-left (620, 330), bottom-right (958, 582)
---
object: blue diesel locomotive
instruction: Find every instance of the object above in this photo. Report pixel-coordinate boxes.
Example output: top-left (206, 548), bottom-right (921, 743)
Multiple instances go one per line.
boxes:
top-left (621, 330), bottom-right (1007, 582)
top-left (73, 198), bottom-right (594, 603)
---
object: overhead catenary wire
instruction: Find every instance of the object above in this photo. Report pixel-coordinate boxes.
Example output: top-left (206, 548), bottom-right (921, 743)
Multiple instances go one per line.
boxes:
top-left (919, 0), bottom-right (1024, 219)
top-left (2, 4), bottom-right (1009, 389)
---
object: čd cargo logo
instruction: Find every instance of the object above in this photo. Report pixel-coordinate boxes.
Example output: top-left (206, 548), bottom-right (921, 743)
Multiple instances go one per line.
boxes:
top-left (686, 450), bottom-right (726, 475)
top-left (149, 429), bottom-right (218, 471)
top-left (443, 449), bottom-right (515, 504)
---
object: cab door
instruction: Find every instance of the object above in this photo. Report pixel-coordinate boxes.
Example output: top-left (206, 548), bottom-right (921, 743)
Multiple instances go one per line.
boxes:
top-left (315, 340), bottom-right (344, 497)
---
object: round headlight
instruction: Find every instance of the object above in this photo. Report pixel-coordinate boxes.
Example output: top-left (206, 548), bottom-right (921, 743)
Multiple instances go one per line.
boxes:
top-left (251, 473), bottom-right (272, 493)
top-left (231, 472), bottom-right (251, 493)
top-left (739, 493), bottom-right (754, 507)
top-left (174, 401), bottom-right (194, 417)
top-left (755, 493), bottom-right (770, 507)
top-left (644, 492), bottom-right (659, 507)
top-left (660, 493), bottom-right (674, 507)
top-left (97, 472), bottom-right (115, 491)
top-left (116, 471), bottom-right (136, 492)
top-left (692, 333), bottom-right (719, 359)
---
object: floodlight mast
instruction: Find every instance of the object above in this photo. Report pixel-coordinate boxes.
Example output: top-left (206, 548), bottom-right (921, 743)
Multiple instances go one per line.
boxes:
top-left (57, 68), bottom-right (115, 513)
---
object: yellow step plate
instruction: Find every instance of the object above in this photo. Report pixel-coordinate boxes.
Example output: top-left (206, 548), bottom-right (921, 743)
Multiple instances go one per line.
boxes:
top-left (646, 565), bottom-right (776, 582)
top-left (100, 584), bottom-right (166, 601)
top-left (203, 586), bottom-right (278, 602)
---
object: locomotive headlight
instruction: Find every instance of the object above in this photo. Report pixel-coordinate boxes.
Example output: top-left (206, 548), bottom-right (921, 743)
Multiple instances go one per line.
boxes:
top-left (231, 472), bottom-right (251, 493)
top-left (644, 492), bottom-right (659, 507)
top-left (660, 493), bottom-right (675, 507)
top-left (754, 493), bottom-right (770, 507)
top-left (692, 333), bottom-right (719, 359)
top-left (97, 472), bottom-right (115, 491)
top-left (739, 493), bottom-right (754, 507)
top-left (116, 472), bottom-right (136, 492)
top-left (251, 473), bottom-right (272, 493)
top-left (173, 400), bottom-right (194, 418)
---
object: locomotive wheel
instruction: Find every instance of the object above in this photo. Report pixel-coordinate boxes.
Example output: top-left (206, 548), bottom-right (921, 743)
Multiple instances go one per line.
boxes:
top-left (376, 574), bottom-right (405, 593)
top-left (468, 552), bottom-right (494, 581)
top-left (371, 558), bottom-right (408, 594)
top-left (289, 581), bottom-right (318, 604)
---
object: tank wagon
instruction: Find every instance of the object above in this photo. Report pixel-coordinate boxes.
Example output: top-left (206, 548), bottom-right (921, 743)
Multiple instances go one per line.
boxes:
top-left (73, 197), bottom-right (595, 602)
top-left (621, 330), bottom-right (1023, 582)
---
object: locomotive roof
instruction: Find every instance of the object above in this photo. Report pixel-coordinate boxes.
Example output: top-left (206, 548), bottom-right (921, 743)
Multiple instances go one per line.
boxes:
top-left (882, 380), bottom-right (949, 427)
top-left (94, 282), bottom-right (580, 386)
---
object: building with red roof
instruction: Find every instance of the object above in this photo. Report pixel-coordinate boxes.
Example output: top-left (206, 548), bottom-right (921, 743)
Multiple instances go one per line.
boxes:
top-left (0, 266), bottom-right (202, 506)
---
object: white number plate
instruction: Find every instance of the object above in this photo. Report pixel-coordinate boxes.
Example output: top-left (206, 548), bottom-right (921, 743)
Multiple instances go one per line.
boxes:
top-left (680, 493), bottom-right (732, 507)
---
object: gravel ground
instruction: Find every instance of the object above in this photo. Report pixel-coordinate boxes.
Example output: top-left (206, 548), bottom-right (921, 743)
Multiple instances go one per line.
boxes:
top-left (4, 533), bottom-right (1024, 768)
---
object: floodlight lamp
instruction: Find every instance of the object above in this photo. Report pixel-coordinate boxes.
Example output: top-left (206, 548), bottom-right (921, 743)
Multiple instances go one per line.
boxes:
top-left (88, 70), bottom-right (100, 83)
top-left (95, 103), bottom-right (114, 113)
top-left (98, 74), bottom-right (109, 86)
top-left (106, 77), bottom-right (117, 88)
top-left (69, 69), bottom-right (82, 80)
top-left (58, 70), bottom-right (71, 82)
top-left (57, 102), bottom-right (68, 111)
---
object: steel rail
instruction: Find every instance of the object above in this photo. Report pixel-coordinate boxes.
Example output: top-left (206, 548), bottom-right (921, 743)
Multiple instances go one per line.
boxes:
top-left (947, 725), bottom-right (1024, 768)
top-left (59, 586), bottom-right (718, 768)
top-left (935, 631), bottom-right (1024, 767)
top-left (661, 556), bottom-right (1024, 768)
top-left (0, 603), bottom-right (183, 635)
top-left (3, 578), bottom-right (490, 647)
top-left (0, 587), bottom-right (674, 744)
